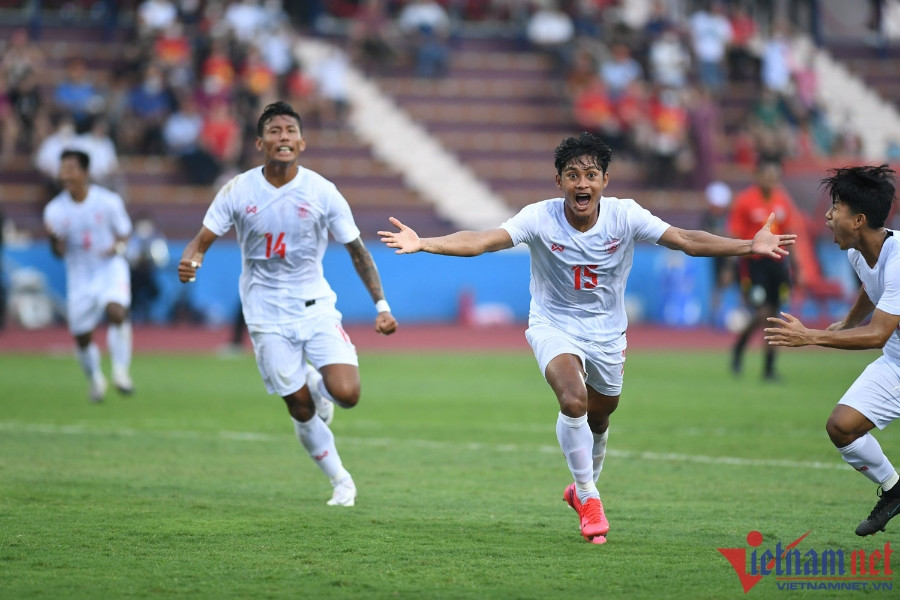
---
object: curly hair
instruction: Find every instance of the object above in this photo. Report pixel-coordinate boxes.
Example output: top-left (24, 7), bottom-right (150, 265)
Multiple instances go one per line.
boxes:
top-left (820, 164), bottom-right (896, 229)
top-left (553, 132), bottom-right (613, 175)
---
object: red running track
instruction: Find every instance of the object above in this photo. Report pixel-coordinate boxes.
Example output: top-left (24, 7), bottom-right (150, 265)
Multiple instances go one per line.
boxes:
top-left (0, 323), bottom-right (735, 354)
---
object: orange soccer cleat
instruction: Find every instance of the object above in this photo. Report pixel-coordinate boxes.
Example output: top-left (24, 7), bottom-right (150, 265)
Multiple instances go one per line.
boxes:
top-left (564, 483), bottom-right (609, 543)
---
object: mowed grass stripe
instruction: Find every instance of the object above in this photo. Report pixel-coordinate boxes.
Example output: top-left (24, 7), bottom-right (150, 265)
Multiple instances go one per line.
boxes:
top-left (0, 420), bottom-right (850, 471)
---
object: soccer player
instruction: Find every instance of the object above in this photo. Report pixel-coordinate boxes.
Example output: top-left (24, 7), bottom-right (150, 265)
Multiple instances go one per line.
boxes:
top-left (379, 132), bottom-right (795, 543)
top-left (178, 101), bottom-right (397, 507)
top-left (728, 159), bottom-right (802, 380)
top-left (765, 164), bottom-right (900, 537)
top-left (43, 149), bottom-right (134, 402)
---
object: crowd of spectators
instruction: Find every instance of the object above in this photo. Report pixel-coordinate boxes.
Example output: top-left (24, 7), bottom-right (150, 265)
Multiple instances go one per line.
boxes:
top-left (0, 0), bottom-right (888, 202)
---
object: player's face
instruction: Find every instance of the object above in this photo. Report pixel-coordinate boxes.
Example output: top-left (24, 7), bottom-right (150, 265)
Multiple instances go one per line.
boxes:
top-left (825, 198), bottom-right (861, 250)
top-left (556, 156), bottom-right (609, 229)
top-left (59, 157), bottom-right (88, 193)
top-left (256, 114), bottom-right (306, 164)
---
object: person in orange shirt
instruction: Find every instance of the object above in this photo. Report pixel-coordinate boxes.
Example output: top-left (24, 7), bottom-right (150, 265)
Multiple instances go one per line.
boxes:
top-left (728, 159), bottom-right (802, 379)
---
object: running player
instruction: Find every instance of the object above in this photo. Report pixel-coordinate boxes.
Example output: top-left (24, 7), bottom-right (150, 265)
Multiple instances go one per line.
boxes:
top-left (380, 132), bottom-right (795, 543)
top-left (178, 101), bottom-right (397, 507)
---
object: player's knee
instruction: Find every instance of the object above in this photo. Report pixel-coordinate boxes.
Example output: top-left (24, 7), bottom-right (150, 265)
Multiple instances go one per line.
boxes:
top-left (825, 416), bottom-right (855, 447)
top-left (328, 380), bottom-right (361, 408)
top-left (556, 388), bottom-right (588, 417)
top-left (284, 394), bottom-right (316, 422)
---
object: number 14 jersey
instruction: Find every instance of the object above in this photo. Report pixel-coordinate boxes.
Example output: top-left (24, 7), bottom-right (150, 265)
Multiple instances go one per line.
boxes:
top-left (203, 166), bottom-right (361, 328)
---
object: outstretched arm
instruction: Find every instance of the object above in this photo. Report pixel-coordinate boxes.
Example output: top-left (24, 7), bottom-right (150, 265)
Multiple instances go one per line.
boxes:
top-left (764, 305), bottom-right (899, 350)
top-left (345, 237), bottom-right (397, 335)
top-left (178, 226), bottom-right (218, 283)
top-left (657, 212), bottom-right (796, 258)
top-left (379, 217), bottom-right (514, 257)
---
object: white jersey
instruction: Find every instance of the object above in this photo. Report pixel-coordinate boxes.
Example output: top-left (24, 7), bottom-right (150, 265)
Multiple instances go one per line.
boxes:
top-left (501, 197), bottom-right (670, 344)
top-left (203, 165), bottom-right (361, 328)
top-left (43, 184), bottom-right (132, 293)
top-left (849, 231), bottom-right (900, 365)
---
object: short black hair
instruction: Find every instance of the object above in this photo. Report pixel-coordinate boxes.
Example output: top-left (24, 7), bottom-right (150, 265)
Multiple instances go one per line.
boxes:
top-left (820, 164), bottom-right (896, 229)
top-left (60, 148), bottom-right (90, 171)
top-left (554, 132), bottom-right (613, 176)
top-left (256, 101), bottom-right (303, 137)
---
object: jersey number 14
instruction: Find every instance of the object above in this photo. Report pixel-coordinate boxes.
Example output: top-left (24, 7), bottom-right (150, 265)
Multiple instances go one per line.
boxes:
top-left (265, 232), bottom-right (286, 259)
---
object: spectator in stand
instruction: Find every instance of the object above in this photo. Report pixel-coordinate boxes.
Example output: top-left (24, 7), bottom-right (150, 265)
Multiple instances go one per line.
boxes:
top-left (137, 0), bottom-right (179, 40)
top-left (311, 46), bottom-right (351, 127)
top-left (646, 88), bottom-right (691, 187)
top-left (761, 21), bottom-right (794, 96)
top-left (0, 80), bottom-right (17, 160)
top-left (127, 215), bottom-right (168, 324)
top-left (748, 88), bottom-right (793, 160)
top-left (35, 113), bottom-right (80, 184)
top-left (163, 93), bottom-right (221, 185)
top-left (397, 0), bottom-right (451, 77)
top-left (53, 58), bottom-right (104, 133)
top-left (525, 1), bottom-right (575, 71)
top-left (572, 78), bottom-right (624, 151)
top-left (7, 68), bottom-right (47, 154)
top-left (687, 84), bottom-right (723, 189)
top-left (600, 43), bottom-right (643, 100)
top-left (648, 26), bottom-right (692, 90)
top-left (256, 20), bottom-right (296, 83)
top-left (349, 0), bottom-right (401, 74)
top-left (727, 3), bottom-right (759, 81)
top-left (1, 27), bottom-right (45, 150)
top-left (199, 38), bottom-right (236, 108)
top-left (200, 100), bottom-right (242, 179)
top-left (688, 0), bottom-right (733, 94)
top-left (153, 21), bottom-right (194, 90)
top-left (283, 60), bottom-right (323, 128)
top-left (125, 63), bottom-right (175, 155)
top-left (224, 0), bottom-right (269, 44)
top-left (77, 117), bottom-right (121, 190)
top-left (238, 46), bottom-right (278, 115)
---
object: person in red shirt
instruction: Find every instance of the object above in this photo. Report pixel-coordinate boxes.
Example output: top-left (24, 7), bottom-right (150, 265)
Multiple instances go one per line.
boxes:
top-left (728, 159), bottom-right (801, 379)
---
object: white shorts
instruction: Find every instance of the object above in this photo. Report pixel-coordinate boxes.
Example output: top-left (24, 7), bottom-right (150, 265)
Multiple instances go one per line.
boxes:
top-left (838, 355), bottom-right (900, 430)
top-left (67, 260), bottom-right (131, 336)
top-left (525, 322), bottom-right (627, 396)
top-left (248, 302), bottom-right (358, 397)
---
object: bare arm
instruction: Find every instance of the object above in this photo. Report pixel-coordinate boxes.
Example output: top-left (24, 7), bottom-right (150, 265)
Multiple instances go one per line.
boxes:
top-left (765, 307), bottom-right (899, 350)
top-left (345, 236), bottom-right (397, 335)
top-left (657, 212), bottom-right (796, 258)
top-left (178, 226), bottom-right (219, 283)
top-left (378, 217), bottom-right (514, 256)
top-left (830, 286), bottom-right (876, 331)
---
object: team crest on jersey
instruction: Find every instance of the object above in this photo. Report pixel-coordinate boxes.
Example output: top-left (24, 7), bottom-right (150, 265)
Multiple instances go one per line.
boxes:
top-left (550, 243), bottom-right (565, 252)
top-left (297, 203), bottom-right (310, 218)
top-left (245, 205), bottom-right (258, 215)
top-left (604, 239), bottom-right (621, 254)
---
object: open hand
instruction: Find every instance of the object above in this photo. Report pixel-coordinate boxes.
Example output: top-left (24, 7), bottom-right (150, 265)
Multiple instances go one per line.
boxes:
top-left (764, 312), bottom-right (810, 346)
top-left (751, 213), bottom-right (797, 259)
top-left (378, 217), bottom-right (422, 254)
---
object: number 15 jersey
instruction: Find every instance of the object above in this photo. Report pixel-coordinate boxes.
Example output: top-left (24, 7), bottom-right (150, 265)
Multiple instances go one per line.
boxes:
top-left (501, 197), bottom-right (669, 344)
top-left (203, 166), bottom-right (361, 328)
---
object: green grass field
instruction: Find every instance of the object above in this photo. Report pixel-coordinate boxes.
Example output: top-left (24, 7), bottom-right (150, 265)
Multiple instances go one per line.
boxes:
top-left (2, 347), bottom-right (897, 599)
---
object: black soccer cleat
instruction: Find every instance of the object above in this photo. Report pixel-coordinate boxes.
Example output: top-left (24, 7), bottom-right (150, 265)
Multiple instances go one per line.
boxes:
top-left (855, 485), bottom-right (900, 536)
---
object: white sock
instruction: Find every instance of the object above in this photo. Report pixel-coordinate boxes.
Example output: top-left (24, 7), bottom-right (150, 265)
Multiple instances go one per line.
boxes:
top-left (76, 342), bottom-right (102, 379)
top-left (107, 321), bottom-right (132, 376)
top-left (839, 433), bottom-right (898, 486)
top-left (883, 472), bottom-right (900, 492)
top-left (592, 429), bottom-right (609, 484)
top-left (556, 412), bottom-right (597, 502)
top-left (292, 416), bottom-right (344, 480)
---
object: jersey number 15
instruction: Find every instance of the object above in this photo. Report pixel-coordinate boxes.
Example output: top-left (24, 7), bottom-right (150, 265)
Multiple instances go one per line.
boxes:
top-left (572, 265), bottom-right (599, 290)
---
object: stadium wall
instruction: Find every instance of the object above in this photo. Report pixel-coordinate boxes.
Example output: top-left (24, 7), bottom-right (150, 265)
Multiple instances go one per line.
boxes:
top-left (3, 241), bottom-right (856, 328)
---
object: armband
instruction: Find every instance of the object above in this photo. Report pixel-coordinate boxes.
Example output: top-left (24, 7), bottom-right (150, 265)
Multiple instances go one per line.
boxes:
top-left (375, 299), bottom-right (391, 314)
